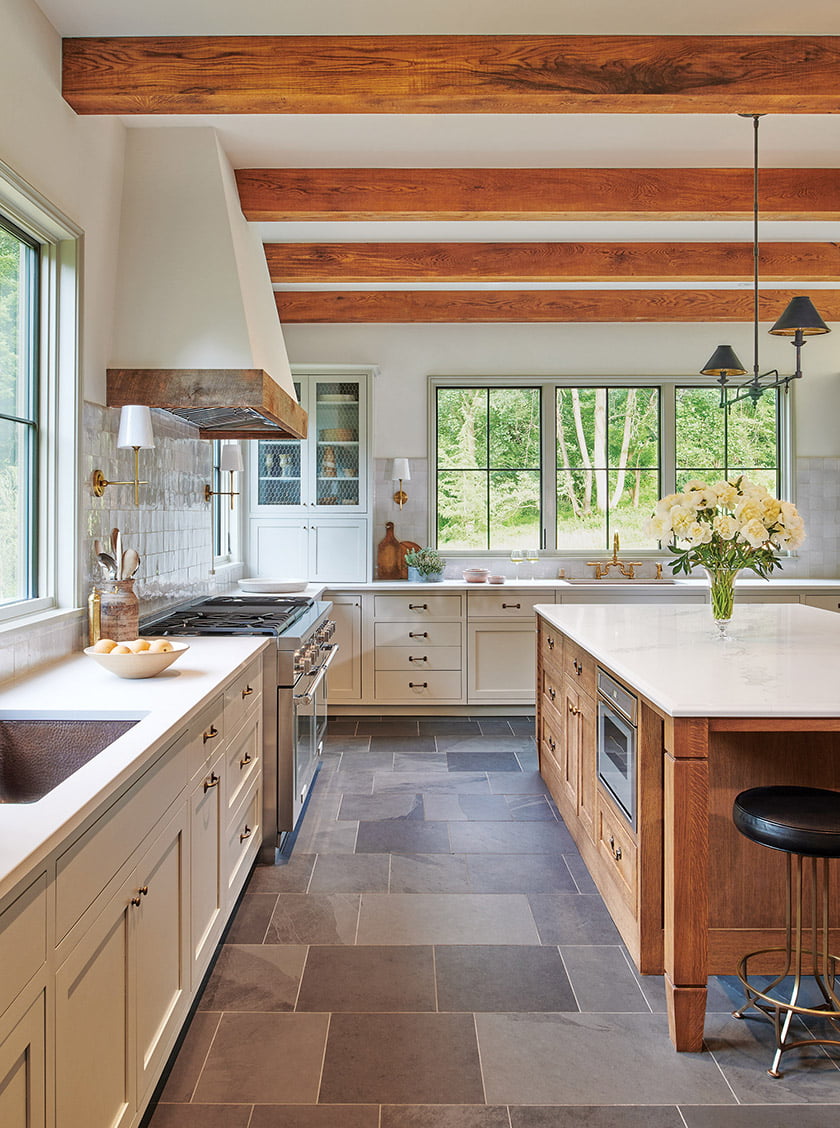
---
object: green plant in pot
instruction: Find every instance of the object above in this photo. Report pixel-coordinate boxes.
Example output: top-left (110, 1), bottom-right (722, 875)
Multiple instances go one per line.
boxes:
top-left (404, 547), bottom-right (446, 583)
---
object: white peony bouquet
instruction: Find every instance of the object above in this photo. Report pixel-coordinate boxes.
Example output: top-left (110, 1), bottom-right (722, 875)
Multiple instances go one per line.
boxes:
top-left (645, 477), bottom-right (806, 580)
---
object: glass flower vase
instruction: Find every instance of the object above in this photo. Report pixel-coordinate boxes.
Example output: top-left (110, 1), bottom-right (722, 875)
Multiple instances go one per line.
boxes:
top-left (703, 568), bottom-right (737, 639)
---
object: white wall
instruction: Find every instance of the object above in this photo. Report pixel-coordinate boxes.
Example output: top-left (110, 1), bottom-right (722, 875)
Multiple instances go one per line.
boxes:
top-left (283, 321), bottom-right (840, 460)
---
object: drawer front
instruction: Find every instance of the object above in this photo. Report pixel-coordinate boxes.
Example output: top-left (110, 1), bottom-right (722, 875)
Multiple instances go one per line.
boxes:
top-left (539, 661), bottom-right (564, 712)
top-left (597, 793), bottom-right (638, 914)
top-left (374, 670), bottom-right (463, 702)
top-left (375, 645), bottom-right (461, 672)
top-left (0, 872), bottom-right (47, 1018)
top-left (224, 780), bottom-right (262, 903)
top-left (469, 590), bottom-right (555, 618)
top-left (374, 620), bottom-right (461, 648)
top-left (802, 595), bottom-right (840, 613)
top-left (539, 623), bottom-right (564, 671)
top-left (56, 729), bottom-right (189, 942)
top-left (225, 716), bottom-right (261, 816)
top-left (373, 594), bottom-right (462, 620)
top-left (224, 658), bottom-right (263, 738)
top-left (187, 698), bottom-right (225, 781)
top-left (564, 638), bottom-right (597, 700)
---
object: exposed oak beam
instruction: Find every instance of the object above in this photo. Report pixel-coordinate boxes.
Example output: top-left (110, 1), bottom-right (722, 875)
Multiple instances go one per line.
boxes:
top-left (238, 168), bottom-right (840, 222)
top-left (265, 242), bottom-right (840, 284)
top-left (62, 35), bottom-right (840, 115)
top-left (275, 289), bottom-right (840, 324)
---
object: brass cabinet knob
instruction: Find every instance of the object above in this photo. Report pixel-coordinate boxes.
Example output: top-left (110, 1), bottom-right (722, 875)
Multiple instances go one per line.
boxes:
top-left (568, 703), bottom-right (581, 716)
top-left (131, 885), bottom-right (149, 907)
top-left (203, 724), bottom-right (219, 744)
top-left (241, 685), bottom-right (254, 698)
top-left (240, 753), bottom-right (252, 769)
top-left (609, 835), bottom-right (622, 861)
top-left (203, 771), bottom-right (220, 793)
top-left (239, 825), bottom-right (252, 843)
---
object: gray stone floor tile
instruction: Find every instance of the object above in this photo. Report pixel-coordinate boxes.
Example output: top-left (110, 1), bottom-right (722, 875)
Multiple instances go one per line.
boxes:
top-left (488, 771), bottom-right (552, 794)
top-left (246, 854), bottom-right (316, 893)
top-left (356, 819), bottom-right (451, 854)
top-left (194, 1012), bottom-right (329, 1103)
top-left (509, 717), bottom-right (536, 735)
top-left (527, 894), bottom-right (623, 945)
top-left (357, 893), bottom-right (540, 944)
top-left (297, 945), bottom-right (435, 1012)
top-left (515, 750), bottom-right (541, 771)
top-left (323, 735), bottom-right (370, 753)
top-left (436, 735), bottom-right (535, 754)
top-left (319, 1012), bottom-right (485, 1104)
top-left (466, 853), bottom-right (578, 893)
top-left (679, 1106), bottom-right (840, 1128)
top-left (477, 719), bottom-right (516, 734)
top-left (382, 1108), bottom-right (510, 1128)
top-left (356, 720), bottom-right (420, 736)
top-left (509, 1109), bottom-right (683, 1128)
top-left (198, 945), bottom-right (307, 1012)
top-left (371, 736), bottom-right (440, 754)
top-left (561, 853), bottom-right (599, 894)
top-left (313, 770), bottom-right (374, 796)
top-left (158, 1011), bottom-right (221, 1101)
top-left (435, 944), bottom-right (578, 1012)
top-left (476, 1012), bottom-right (736, 1105)
top-left (148, 1106), bottom-right (252, 1128)
top-left (394, 751), bottom-right (451, 772)
top-left (419, 719), bottom-right (482, 735)
top-left (338, 749), bottom-right (396, 770)
top-left (338, 792), bottom-right (424, 820)
top-left (389, 853), bottom-right (472, 894)
top-left (507, 795), bottom-right (558, 820)
top-left (422, 794), bottom-right (509, 821)
top-left (223, 893), bottom-right (277, 943)
top-left (448, 820), bottom-right (575, 855)
top-left (250, 1107), bottom-right (379, 1128)
top-left (292, 821), bottom-right (359, 854)
top-left (374, 771), bottom-right (491, 795)
top-left (265, 893), bottom-right (360, 945)
top-left (308, 853), bottom-right (390, 893)
top-left (559, 946), bottom-right (649, 1012)
top-left (446, 751), bottom-right (522, 772)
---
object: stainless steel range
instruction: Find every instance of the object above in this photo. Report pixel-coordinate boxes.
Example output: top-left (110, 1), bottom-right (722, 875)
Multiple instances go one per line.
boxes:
top-left (143, 594), bottom-right (337, 861)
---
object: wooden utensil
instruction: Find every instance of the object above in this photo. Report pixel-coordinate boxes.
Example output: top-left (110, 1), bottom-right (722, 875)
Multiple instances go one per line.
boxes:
top-left (121, 547), bottom-right (140, 579)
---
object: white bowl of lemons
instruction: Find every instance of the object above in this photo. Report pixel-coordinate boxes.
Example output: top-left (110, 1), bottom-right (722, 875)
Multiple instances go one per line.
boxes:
top-left (84, 638), bottom-right (189, 679)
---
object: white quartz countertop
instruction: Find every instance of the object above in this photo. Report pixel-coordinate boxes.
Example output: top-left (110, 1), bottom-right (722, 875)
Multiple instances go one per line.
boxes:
top-left (0, 636), bottom-right (269, 902)
top-left (326, 578), bottom-right (840, 592)
top-left (535, 601), bottom-right (840, 719)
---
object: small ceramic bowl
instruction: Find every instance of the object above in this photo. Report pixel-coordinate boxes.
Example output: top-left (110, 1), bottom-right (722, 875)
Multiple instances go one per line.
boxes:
top-left (487, 575), bottom-right (506, 584)
top-left (462, 568), bottom-right (490, 583)
top-left (84, 641), bottom-right (189, 679)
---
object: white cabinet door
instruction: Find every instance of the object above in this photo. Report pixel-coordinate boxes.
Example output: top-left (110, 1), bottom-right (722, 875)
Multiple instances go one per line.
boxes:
top-left (310, 520), bottom-right (368, 581)
top-left (468, 620), bottom-right (538, 704)
top-left (251, 519), bottom-right (308, 578)
top-left (189, 752), bottom-right (225, 986)
top-left (250, 517), bottom-right (368, 582)
top-left (0, 992), bottom-right (46, 1128)
top-left (327, 595), bottom-right (363, 703)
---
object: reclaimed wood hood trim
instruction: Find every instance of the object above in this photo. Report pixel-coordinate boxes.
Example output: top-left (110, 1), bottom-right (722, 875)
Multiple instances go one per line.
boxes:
top-left (106, 369), bottom-right (308, 440)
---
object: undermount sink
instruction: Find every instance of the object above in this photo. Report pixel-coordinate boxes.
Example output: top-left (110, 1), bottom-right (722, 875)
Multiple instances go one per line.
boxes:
top-left (562, 577), bottom-right (679, 584)
top-left (0, 712), bottom-right (142, 804)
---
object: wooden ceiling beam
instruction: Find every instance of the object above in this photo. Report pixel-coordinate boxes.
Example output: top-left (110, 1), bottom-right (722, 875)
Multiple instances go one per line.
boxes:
top-left (238, 167), bottom-right (840, 222)
top-left (265, 242), bottom-right (840, 284)
top-left (275, 289), bottom-right (840, 324)
top-left (62, 35), bottom-right (840, 115)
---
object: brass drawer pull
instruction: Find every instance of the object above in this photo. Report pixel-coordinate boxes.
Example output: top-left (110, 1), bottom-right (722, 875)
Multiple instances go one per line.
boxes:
top-left (548, 686), bottom-right (556, 702)
top-left (203, 771), bottom-right (220, 793)
top-left (547, 635), bottom-right (555, 649)
top-left (409, 631), bottom-right (428, 639)
top-left (203, 724), bottom-right (219, 744)
top-left (241, 685), bottom-right (254, 698)
top-left (408, 655), bottom-right (428, 663)
top-left (408, 603), bottom-right (428, 611)
top-left (609, 835), bottom-right (622, 862)
top-left (502, 602), bottom-right (521, 609)
top-left (239, 825), bottom-right (252, 843)
top-left (409, 682), bottom-right (428, 689)
top-left (239, 753), bottom-right (252, 769)
top-left (548, 736), bottom-right (556, 753)
top-left (572, 659), bottom-right (583, 675)
top-left (131, 885), bottom-right (149, 907)
top-left (568, 703), bottom-right (581, 716)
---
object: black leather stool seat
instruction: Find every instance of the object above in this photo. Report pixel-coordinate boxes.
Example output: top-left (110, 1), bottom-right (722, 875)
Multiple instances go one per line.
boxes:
top-left (733, 786), bottom-right (840, 858)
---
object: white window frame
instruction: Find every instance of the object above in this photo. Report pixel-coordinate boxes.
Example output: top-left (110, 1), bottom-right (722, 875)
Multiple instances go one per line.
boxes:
top-left (428, 375), bottom-right (792, 557)
top-left (0, 159), bottom-right (81, 625)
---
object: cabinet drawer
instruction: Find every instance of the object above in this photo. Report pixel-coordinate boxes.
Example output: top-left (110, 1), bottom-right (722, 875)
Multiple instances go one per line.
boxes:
top-left (539, 623), bottom-right (563, 671)
top-left (186, 698), bottom-right (225, 781)
top-left (375, 646), bottom-right (461, 672)
top-left (0, 873), bottom-right (47, 1019)
top-left (597, 793), bottom-right (638, 914)
top-left (225, 716), bottom-right (261, 816)
top-left (374, 670), bottom-right (463, 702)
top-left (55, 729), bottom-right (189, 942)
top-left (469, 589), bottom-right (554, 618)
top-left (564, 638), bottom-right (597, 700)
top-left (374, 620), bottom-right (461, 648)
top-left (224, 780), bottom-right (262, 902)
top-left (224, 658), bottom-right (263, 738)
top-left (539, 661), bottom-right (564, 712)
top-left (802, 595), bottom-right (840, 613)
top-left (373, 594), bottom-right (462, 620)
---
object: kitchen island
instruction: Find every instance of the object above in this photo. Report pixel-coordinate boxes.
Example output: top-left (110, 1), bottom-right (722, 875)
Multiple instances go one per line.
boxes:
top-left (534, 601), bottom-right (840, 1054)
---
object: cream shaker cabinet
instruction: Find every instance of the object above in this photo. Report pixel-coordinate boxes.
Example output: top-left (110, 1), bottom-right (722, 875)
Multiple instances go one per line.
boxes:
top-left (467, 589), bottom-right (555, 704)
top-left (0, 991), bottom-right (46, 1128)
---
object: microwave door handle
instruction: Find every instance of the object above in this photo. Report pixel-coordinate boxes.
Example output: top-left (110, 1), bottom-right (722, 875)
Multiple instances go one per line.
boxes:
top-left (294, 643), bottom-right (339, 704)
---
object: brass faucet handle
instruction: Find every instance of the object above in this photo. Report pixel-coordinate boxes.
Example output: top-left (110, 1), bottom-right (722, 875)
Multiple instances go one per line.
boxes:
top-left (612, 533), bottom-right (620, 559)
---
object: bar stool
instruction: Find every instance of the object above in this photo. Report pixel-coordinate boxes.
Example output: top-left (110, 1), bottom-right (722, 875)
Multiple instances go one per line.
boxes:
top-left (731, 785), bottom-right (840, 1077)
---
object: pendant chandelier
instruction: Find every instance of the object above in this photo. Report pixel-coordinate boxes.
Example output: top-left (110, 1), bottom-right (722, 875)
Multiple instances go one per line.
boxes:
top-left (700, 114), bottom-right (830, 409)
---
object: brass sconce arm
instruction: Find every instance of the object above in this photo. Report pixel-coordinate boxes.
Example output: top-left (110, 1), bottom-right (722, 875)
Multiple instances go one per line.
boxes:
top-left (92, 446), bottom-right (148, 506)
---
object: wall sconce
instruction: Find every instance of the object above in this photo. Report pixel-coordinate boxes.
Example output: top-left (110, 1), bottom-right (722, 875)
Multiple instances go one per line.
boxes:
top-left (205, 443), bottom-right (244, 508)
top-left (392, 458), bottom-right (411, 509)
top-left (92, 405), bottom-right (155, 506)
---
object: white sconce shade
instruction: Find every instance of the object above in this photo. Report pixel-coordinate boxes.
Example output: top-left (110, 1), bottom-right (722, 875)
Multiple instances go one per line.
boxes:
top-left (391, 458), bottom-right (411, 483)
top-left (117, 405), bottom-right (155, 449)
top-left (219, 443), bottom-right (245, 473)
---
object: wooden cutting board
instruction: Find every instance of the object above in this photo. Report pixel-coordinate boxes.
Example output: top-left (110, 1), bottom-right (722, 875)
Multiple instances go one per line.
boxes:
top-left (376, 522), bottom-right (402, 580)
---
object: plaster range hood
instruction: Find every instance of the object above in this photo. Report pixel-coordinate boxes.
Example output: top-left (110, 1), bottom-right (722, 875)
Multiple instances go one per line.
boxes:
top-left (108, 127), bottom-right (306, 440)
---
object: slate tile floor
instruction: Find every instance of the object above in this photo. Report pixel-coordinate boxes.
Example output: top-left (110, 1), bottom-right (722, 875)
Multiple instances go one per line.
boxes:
top-left (149, 716), bottom-right (840, 1128)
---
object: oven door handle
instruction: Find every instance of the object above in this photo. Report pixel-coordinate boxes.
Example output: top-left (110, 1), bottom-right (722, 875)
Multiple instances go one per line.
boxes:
top-left (293, 643), bottom-right (339, 704)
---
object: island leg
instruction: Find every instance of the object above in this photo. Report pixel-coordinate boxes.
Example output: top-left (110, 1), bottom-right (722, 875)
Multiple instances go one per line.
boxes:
top-left (663, 732), bottom-right (710, 1051)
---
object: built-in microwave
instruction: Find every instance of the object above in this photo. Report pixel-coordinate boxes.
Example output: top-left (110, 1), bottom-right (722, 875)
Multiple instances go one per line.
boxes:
top-left (596, 669), bottom-right (638, 828)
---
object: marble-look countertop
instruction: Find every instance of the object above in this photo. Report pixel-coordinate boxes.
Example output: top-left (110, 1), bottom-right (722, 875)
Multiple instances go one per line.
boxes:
top-left (325, 578), bottom-right (840, 592)
top-left (534, 601), bottom-right (840, 719)
top-left (0, 636), bottom-right (269, 902)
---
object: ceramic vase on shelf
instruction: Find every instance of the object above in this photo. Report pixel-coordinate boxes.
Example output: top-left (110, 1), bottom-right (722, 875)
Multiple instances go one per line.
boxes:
top-left (703, 568), bottom-right (737, 639)
top-left (99, 579), bottom-right (139, 642)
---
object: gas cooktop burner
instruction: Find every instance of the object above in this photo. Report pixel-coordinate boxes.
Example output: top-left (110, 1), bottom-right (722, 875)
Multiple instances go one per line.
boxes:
top-left (145, 595), bottom-right (315, 637)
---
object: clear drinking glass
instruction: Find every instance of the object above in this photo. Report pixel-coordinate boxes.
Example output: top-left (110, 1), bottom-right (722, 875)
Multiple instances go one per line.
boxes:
top-left (510, 548), bottom-right (525, 580)
top-left (525, 548), bottom-right (539, 579)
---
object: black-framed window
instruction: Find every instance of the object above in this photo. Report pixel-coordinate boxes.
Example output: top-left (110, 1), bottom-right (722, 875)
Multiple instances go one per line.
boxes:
top-left (0, 214), bottom-right (38, 604)
top-left (675, 385), bottom-right (780, 494)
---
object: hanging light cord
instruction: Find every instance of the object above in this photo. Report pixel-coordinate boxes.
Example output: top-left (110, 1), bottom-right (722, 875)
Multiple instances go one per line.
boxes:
top-left (750, 113), bottom-right (761, 386)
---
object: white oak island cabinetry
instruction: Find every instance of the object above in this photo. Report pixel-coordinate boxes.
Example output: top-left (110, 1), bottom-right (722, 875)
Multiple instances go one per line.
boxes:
top-left (0, 639), bottom-right (266, 1128)
top-left (535, 601), bottom-right (840, 1054)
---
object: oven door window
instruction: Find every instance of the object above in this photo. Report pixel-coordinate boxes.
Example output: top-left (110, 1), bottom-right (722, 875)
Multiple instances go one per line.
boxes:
top-left (597, 701), bottom-right (636, 828)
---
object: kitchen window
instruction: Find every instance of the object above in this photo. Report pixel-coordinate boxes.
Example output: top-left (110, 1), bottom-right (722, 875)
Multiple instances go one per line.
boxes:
top-left (0, 160), bottom-right (80, 623)
top-left (431, 378), bottom-right (786, 555)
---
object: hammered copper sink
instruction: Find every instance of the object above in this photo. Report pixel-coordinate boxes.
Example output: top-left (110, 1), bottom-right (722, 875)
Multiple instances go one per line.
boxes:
top-left (0, 714), bottom-right (141, 803)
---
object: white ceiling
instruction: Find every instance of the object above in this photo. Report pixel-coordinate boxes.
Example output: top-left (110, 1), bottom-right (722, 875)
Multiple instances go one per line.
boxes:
top-left (33, 1), bottom-right (840, 289)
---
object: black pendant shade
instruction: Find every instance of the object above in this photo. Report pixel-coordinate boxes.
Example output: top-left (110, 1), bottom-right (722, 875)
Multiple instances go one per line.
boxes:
top-left (701, 345), bottom-right (748, 378)
top-left (769, 295), bottom-right (830, 337)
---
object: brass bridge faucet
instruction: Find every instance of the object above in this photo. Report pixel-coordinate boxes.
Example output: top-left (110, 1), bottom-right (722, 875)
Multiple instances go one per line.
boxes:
top-left (587, 534), bottom-right (644, 579)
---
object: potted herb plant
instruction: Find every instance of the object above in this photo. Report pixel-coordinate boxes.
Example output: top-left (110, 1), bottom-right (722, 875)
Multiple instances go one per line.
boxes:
top-left (404, 546), bottom-right (446, 583)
